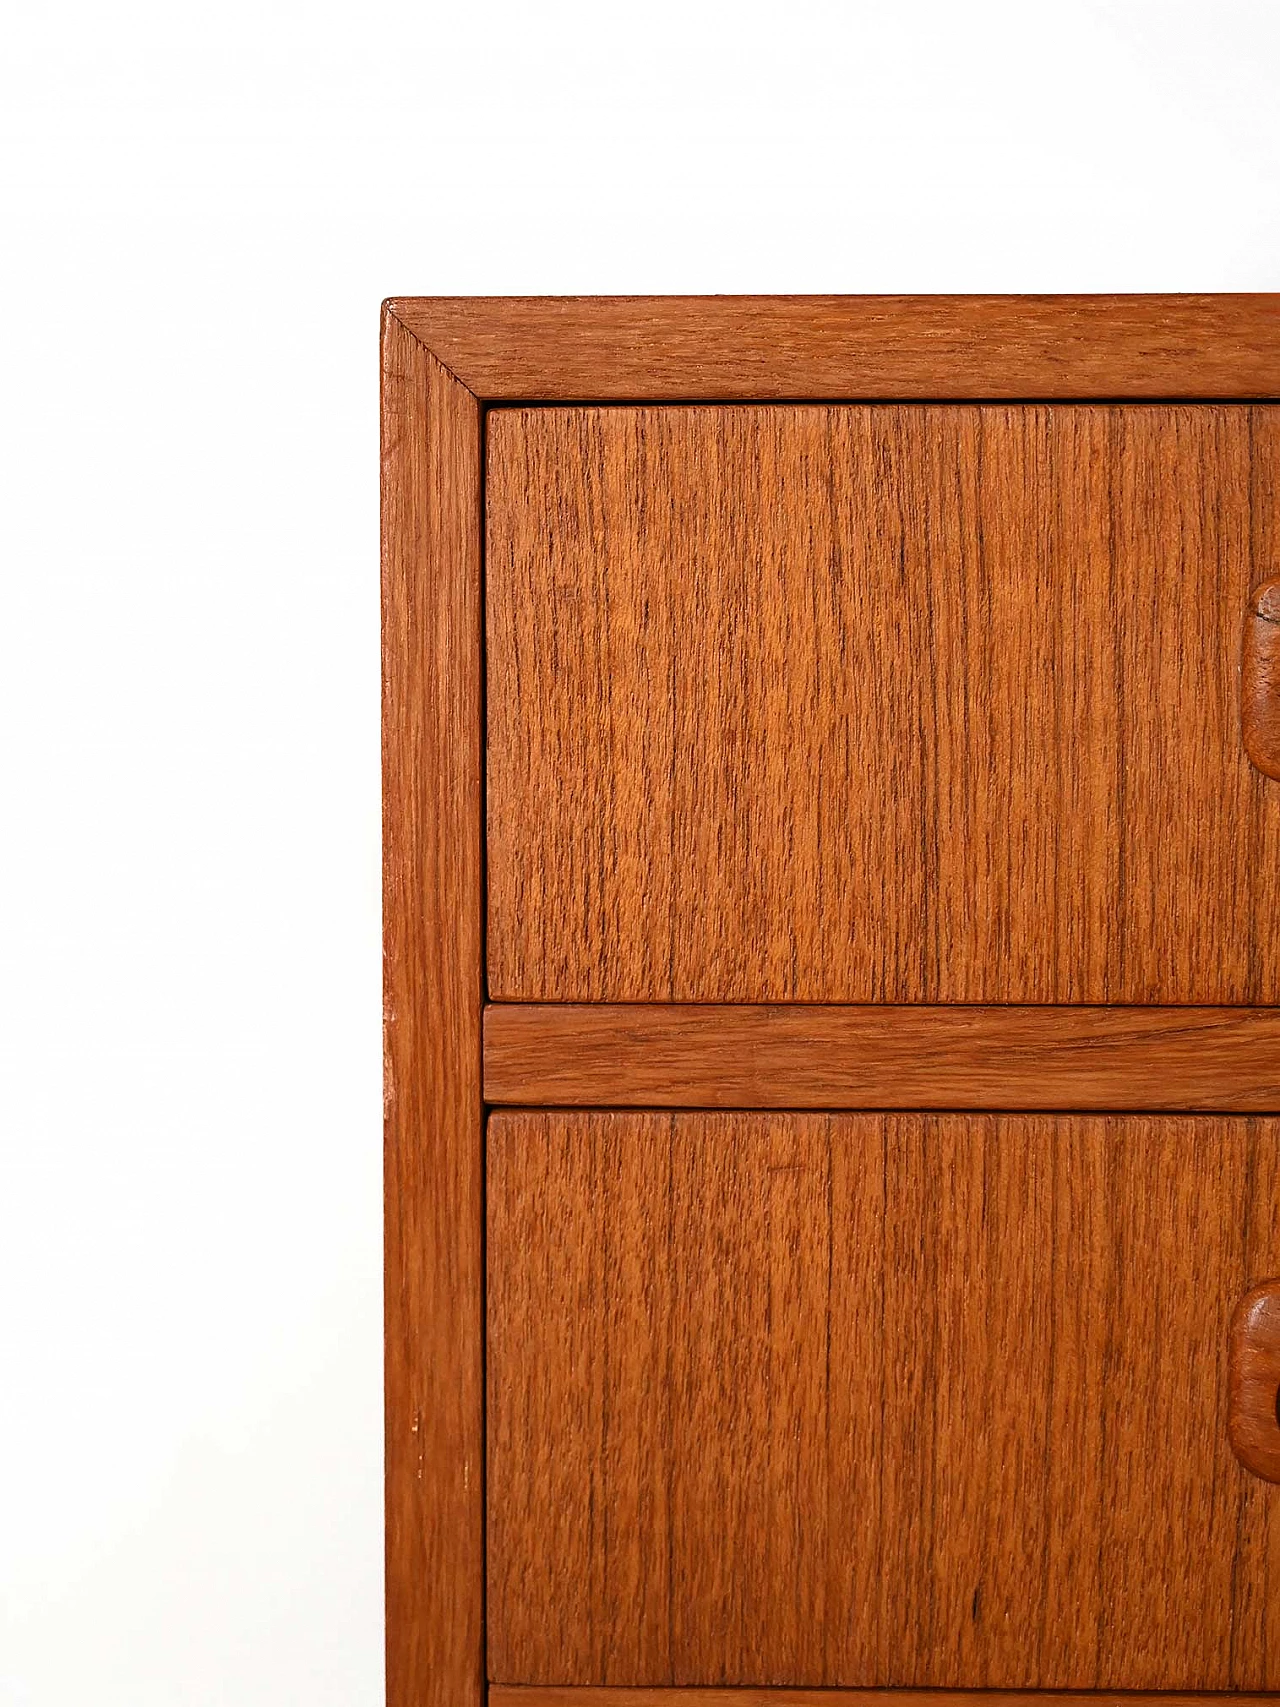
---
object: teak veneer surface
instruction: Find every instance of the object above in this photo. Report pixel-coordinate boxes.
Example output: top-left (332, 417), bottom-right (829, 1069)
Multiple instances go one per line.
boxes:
top-left (483, 1002), bottom-right (1280, 1109)
top-left (381, 311), bottom-right (484, 1707)
top-left (488, 1110), bottom-right (1280, 1690)
top-left (389, 294), bottom-right (1280, 398)
top-left (487, 403), bottom-right (1280, 1004)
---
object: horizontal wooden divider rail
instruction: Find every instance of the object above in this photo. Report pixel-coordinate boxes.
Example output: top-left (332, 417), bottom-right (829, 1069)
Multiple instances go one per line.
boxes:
top-left (490, 1691), bottom-right (1280, 1707)
top-left (483, 1003), bottom-right (1280, 1111)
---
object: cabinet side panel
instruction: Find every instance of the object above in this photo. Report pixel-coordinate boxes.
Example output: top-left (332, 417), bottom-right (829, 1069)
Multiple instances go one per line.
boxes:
top-left (382, 312), bottom-right (484, 1707)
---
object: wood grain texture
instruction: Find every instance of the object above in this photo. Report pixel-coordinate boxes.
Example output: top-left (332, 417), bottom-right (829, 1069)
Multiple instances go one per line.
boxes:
top-left (487, 403), bottom-right (1280, 1003)
top-left (492, 1695), bottom-right (1280, 1707)
top-left (483, 1003), bottom-right (1280, 1110)
top-left (1244, 577), bottom-right (1280, 779)
top-left (1230, 1279), bottom-right (1280, 1482)
top-left (488, 1110), bottom-right (1280, 1689)
top-left (382, 308), bottom-right (484, 1707)
top-left (389, 294), bottom-right (1280, 400)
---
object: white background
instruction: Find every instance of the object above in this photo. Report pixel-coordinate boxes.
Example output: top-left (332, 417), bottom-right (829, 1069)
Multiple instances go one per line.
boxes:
top-left (2, 3), bottom-right (1278, 1702)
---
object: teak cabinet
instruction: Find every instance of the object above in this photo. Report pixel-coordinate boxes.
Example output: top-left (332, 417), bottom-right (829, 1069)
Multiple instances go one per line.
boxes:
top-left (382, 295), bottom-right (1280, 1707)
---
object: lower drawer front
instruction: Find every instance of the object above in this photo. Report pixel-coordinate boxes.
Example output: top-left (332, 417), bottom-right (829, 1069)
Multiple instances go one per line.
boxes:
top-left (487, 1110), bottom-right (1280, 1689)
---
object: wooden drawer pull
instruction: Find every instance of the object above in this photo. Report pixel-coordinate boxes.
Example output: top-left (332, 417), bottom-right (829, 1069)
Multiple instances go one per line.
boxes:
top-left (1243, 579), bottom-right (1280, 779)
top-left (1229, 1280), bottom-right (1280, 1481)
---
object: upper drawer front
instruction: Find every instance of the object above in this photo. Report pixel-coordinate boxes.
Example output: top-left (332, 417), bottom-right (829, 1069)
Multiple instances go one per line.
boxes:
top-left (486, 403), bottom-right (1280, 1002)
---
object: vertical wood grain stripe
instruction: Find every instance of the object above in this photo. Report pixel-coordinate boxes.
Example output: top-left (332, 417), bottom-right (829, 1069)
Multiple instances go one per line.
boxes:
top-left (382, 309), bottom-right (484, 1707)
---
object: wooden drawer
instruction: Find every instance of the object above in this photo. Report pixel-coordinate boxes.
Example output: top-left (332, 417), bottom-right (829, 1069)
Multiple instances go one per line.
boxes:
top-left (486, 402), bottom-right (1280, 1003)
top-left (488, 1109), bottom-right (1280, 1690)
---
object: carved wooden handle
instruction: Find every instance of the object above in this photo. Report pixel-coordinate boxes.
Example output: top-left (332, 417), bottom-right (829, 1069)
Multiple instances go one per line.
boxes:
top-left (1243, 579), bottom-right (1280, 780)
top-left (1229, 1280), bottom-right (1280, 1481)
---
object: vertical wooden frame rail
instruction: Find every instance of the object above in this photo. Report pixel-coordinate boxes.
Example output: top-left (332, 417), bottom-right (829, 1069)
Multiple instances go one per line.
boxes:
top-left (382, 295), bottom-right (1280, 1707)
top-left (382, 308), bottom-right (484, 1707)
